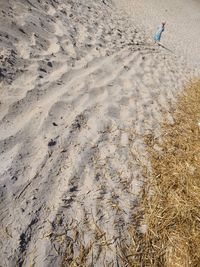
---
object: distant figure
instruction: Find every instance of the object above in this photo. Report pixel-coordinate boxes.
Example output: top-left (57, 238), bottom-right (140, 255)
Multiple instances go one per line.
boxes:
top-left (153, 22), bottom-right (166, 43)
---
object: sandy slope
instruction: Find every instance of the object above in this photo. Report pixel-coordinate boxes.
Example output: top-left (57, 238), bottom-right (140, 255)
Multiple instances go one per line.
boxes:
top-left (115, 0), bottom-right (200, 70)
top-left (0, 0), bottom-right (196, 266)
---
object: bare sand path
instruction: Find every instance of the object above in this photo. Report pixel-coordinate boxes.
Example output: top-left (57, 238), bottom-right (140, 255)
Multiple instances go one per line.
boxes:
top-left (0, 0), bottom-right (197, 266)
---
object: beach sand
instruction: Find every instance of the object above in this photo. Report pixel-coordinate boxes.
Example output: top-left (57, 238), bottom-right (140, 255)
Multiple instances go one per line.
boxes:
top-left (115, 0), bottom-right (200, 71)
top-left (0, 0), bottom-right (199, 266)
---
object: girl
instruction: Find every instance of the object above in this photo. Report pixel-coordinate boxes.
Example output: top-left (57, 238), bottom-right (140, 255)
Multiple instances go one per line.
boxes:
top-left (154, 22), bottom-right (166, 43)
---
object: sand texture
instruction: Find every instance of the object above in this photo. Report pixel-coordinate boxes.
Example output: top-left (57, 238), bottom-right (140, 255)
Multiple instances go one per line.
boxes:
top-left (0, 0), bottom-right (198, 266)
top-left (115, 0), bottom-right (200, 70)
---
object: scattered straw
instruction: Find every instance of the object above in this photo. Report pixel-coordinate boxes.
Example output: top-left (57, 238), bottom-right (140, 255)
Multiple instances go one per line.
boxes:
top-left (129, 80), bottom-right (200, 267)
top-left (61, 81), bottom-right (200, 266)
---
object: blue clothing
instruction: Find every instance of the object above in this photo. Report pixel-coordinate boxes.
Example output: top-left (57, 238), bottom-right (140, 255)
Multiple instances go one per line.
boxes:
top-left (153, 25), bottom-right (164, 42)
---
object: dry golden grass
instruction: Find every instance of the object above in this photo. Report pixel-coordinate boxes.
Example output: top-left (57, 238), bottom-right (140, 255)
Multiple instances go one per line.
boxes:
top-left (131, 80), bottom-right (200, 267)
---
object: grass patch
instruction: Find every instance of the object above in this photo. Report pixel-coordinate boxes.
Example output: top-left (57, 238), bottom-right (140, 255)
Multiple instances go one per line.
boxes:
top-left (131, 80), bottom-right (200, 266)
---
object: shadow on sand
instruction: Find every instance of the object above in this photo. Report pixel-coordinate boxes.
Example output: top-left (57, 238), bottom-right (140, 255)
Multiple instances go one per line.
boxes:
top-left (158, 43), bottom-right (174, 53)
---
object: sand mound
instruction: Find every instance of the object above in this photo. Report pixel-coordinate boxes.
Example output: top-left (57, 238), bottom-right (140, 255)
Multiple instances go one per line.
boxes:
top-left (0, 0), bottom-right (196, 266)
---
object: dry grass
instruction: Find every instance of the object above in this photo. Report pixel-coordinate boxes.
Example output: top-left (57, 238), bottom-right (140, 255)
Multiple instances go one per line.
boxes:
top-left (61, 221), bottom-right (111, 267)
top-left (130, 80), bottom-right (200, 267)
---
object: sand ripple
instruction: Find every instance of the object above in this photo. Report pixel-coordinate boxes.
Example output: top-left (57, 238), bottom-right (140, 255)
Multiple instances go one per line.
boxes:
top-left (0, 0), bottom-right (193, 266)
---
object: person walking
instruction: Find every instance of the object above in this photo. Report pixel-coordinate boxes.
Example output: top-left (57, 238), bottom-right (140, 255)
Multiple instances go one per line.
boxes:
top-left (153, 22), bottom-right (166, 43)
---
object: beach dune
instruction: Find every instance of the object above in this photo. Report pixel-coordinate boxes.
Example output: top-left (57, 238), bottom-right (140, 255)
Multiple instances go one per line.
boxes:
top-left (0, 0), bottom-right (198, 266)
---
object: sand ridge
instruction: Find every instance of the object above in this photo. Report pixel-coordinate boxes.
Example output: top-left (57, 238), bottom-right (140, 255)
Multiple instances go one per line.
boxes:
top-left (0, 0), bottom-right (195, 266)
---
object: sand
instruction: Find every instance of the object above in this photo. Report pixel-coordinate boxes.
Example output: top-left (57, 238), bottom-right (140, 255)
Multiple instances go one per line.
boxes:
top-left (115, 0), bottom-right (200, 71)
top-left (0, 0), bottom-right (198, 266)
